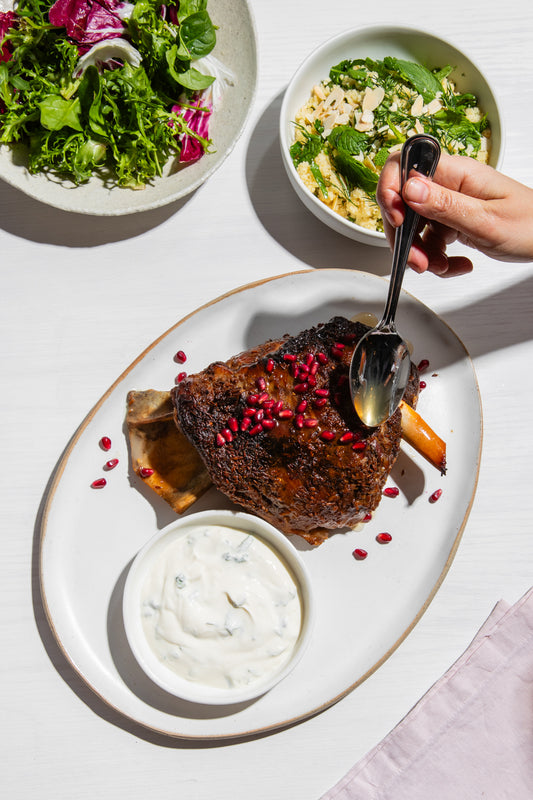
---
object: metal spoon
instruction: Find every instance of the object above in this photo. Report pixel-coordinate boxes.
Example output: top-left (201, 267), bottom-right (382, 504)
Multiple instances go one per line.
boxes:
top-left (349, 133), bottom-right (441, 428)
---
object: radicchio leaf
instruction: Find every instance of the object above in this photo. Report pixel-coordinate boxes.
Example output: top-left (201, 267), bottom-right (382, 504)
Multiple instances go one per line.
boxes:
top-left (173, 93), bottom-right (212, 163)
top-left (49, 0), bottom-right (128, 50)
top-left (0, 11), bottom-right (16, 63)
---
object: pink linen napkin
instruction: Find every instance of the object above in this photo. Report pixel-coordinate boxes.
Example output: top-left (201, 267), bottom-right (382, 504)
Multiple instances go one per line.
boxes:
top-left (321, 586), bottom-right (533, 800)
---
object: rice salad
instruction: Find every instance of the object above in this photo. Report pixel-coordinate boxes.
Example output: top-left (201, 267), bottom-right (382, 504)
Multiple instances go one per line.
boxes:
top-left (290, 57), bottom-right (491, 232)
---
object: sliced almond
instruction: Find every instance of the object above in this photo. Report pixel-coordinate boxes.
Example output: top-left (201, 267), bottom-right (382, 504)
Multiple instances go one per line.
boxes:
top-left (324, 84), bottom-right (344, 108)
top-left (362, 85), bottom-right (385, 112)
top-left (354, 109), bottom-right (374, 131)
top-left (411, 94), bottom-right (424, 117)
top-left (425, 98), bottom-right (442, 115)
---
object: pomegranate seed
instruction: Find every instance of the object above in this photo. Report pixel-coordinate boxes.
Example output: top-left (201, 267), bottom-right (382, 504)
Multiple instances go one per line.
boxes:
top-left (352, 441), bottom-right (366, 451)
top-left (342, 333), bottom-right (357, 343)
top-left (243, 407), bottom-right (256, 417)
top-left (91, 478), bottom-right (107, 488)
top-left (330, 347), bottom-right (343, 360)
top-left (294, 414), bottom-right (304, 429)
top-left (254, 409), bottom-right (265, 423)
top-left (303, 418), bottom-right (318, 428)
top-left (215, 433), bottom-right (226, 447)
top-left (265, 358), bottom-right (275, 373)
top-left (333, 341), bottom-right (345, 350)
top-left (262, 418), bottom-right (277, 430)
top-left (175, 372), bottom-right (187, 383)
top-left (174, 350), bottom-right (187, 364)
top-left (316, 352), bottom-right (328, 365)
top-left (294, 382), bottom-right (308, 393)
top-left (99, 436), bottom-right (111, 451)
top-left (307, 375), bottom-right (317, 388)
top-left (228, 417), bottom-right (239, 433)
top-left (241, 417), bottom-right (251, 431)
top-left (309, 361), bottom-right (319, 376)
top-left (352, 548), bottom-right (368, 561)
top-left (296, 400), bottom-right (308, 413)
top-left (337, 374), bottom-right (348, 387)
top-left (376, 532), bottom-right (392, 544)
top-left (298, 363), bottom-right (309, 375)
top-left (272, 400), bottom-right (283, 415)
top-left (278, 409), bottom-right (294, 419)
top-left (429, 489), bottom-right (442, 503)
top-left (320, 430), bottom-right (335, 441)
top-left (248, 423), bottom-right (263, 435)
top-left (363, 513), bottom-right (372, 521)
top-left (283, 353), bottom-right (296, 362)
top-left (257, 392), bottom-right (269, 405)
top-left (419, 380), bottom-right (427, 390)
top-left (139, 467), bottom-right (154, 478)
top-left (290, 362), bottom-right (299, 378)
top-left (222, 428), bottom-right (233, 443)
top-left (304, 353), bottom-right (314, 366)
top-left (313, 397), bottom-right (328, 408)
top-left (262, 399), bottom-right (275, 410)
top-left (383, 487), bottom-right (399, 497)
top-left (247, 394), bottom-right (258, 406)
top-left (104, 458), bottom-right (119, 470)
top-left (417, 358), bottom-right (430, 373)
top-left (256, 376), bottom-right (266, 391)
top-left (339, 432), bottom-right (354, 443)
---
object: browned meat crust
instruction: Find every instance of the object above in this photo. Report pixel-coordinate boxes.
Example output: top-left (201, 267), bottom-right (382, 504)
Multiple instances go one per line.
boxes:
top-left (171, 317), bottom-right (419, 545)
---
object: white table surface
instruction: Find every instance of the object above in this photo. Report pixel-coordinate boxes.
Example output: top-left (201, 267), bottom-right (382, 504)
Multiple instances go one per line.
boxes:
top-left (2, 0), bottom-right (533, 797)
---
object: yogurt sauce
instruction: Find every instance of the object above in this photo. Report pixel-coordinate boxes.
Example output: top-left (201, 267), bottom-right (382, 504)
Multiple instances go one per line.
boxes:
top-left (140, 524), bottom-right (302, 690)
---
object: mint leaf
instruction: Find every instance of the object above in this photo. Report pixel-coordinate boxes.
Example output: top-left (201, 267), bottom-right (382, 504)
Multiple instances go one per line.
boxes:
top-left (328, 125), bottom-right (368, 155)
top-left (332, 152), bottom-right (379, 195)
top-left (383, 57), bottom-right (443, 102)
top-left (290, 130), bottom-right (323, 166)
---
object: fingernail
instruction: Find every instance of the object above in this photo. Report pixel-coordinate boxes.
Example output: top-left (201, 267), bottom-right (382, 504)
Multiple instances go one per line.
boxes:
top-left (405, 177), bottom-right (429, 204)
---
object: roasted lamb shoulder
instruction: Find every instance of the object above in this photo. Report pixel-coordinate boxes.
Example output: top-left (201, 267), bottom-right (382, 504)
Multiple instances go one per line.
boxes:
top-left (171, 316), bottom-right (419, 545)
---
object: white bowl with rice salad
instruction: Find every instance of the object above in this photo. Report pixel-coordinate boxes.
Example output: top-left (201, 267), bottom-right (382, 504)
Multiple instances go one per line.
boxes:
top-left (280, 25), bottom-right (504, 245)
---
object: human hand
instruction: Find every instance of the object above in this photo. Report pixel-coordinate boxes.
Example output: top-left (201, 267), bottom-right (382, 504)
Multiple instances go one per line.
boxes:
top-left (377, 150), bottom-right (533, 277)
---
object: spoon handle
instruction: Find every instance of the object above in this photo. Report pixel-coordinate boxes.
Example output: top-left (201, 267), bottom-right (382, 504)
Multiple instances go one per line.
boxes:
top-left (382, 134), bottom-right (441, 327)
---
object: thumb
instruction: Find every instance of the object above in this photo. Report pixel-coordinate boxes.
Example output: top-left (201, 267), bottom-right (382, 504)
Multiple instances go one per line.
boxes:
top-left (403, 175), bottom-right (484, 236)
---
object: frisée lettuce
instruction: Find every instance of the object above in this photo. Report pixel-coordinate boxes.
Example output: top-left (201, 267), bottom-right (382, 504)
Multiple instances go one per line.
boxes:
top-left (0, 0), bottom-right (225, 188)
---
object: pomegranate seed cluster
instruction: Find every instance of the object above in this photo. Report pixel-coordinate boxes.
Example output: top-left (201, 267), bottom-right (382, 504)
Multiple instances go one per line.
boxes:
top-left (213, 340), bottom-right (368, 453)
top-left (91, 436), bottom-right (119, 488)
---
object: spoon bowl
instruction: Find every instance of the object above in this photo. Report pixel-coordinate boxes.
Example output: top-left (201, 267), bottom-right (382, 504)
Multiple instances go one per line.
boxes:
top-left (349, 134), bottom-right (441, 427)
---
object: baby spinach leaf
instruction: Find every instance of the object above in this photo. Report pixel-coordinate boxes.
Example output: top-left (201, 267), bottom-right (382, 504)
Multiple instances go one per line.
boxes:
top-left (179, 10), bottom-right (216, 60)
top-left (38, 95), bottom-right (83, 132)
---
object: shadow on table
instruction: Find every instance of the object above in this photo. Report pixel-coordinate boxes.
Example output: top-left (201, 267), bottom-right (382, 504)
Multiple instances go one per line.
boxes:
top-left (245, 90), bottom-right (533, 358)
top-left (0, 176), bottom-right (196, 246)
top-left (245, 90), bottom-right (392, 277)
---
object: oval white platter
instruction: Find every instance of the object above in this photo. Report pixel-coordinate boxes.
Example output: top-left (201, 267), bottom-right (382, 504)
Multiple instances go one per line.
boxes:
top-left (39, 268), bottom-right (482, 739)
top-left (0, 0), bottom-right (257, 216)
